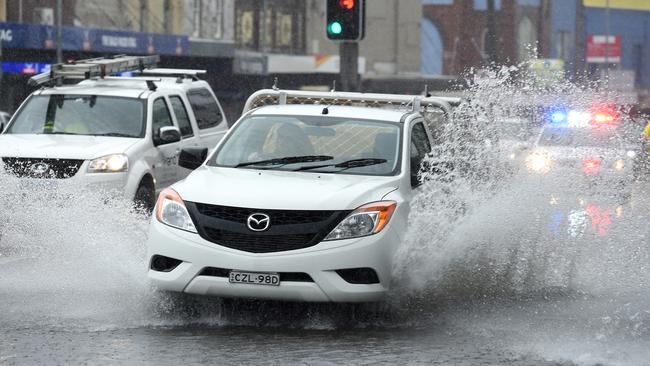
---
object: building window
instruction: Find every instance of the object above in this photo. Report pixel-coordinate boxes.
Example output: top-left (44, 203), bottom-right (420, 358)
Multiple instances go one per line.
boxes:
top-left (474, 0), bottom-right (502, 11)
top-left (235, 0), bottom-right (305, 54)
top-left (517, 17), bottom-right (536, 61)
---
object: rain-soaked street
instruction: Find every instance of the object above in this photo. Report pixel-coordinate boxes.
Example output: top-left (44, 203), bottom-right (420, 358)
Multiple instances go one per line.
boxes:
top-left (2, 1), bottom-right (650, 364)
top-left (1, 166), bottom-right (649, 365)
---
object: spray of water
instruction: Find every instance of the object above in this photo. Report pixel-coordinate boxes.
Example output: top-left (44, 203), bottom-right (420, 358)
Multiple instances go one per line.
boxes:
top-left (1, 60), bottom-right (649, 364)
top-left (389, 61), bottom-right (650, 364)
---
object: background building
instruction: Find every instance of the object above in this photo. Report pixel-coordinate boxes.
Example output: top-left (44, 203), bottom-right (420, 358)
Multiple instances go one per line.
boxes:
top-left (421, 0), bottom-right (552, 75)
top-left (1, 0), bottom-right (650, 114)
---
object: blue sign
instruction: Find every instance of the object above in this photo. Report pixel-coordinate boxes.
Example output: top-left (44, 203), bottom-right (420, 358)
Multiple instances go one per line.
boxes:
top-left (2, 62), bottom-right (51, 75)
top-left (0, 22), bottom-right (189, 56)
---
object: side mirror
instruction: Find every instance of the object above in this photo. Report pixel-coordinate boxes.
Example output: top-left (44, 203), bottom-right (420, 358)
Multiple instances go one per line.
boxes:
top-left (156, 126), bottom-right (181, 146)
top-left (179, 147), bottom-right (208, 170)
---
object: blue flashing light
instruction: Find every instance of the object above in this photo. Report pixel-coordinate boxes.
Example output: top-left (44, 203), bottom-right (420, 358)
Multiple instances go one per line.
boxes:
top-left (550, 111), bottom-right (567, 124)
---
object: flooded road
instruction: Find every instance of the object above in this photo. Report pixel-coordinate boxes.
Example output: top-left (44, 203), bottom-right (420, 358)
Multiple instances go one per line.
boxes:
top-left (2, 71), bottom-right (650, 365)
top-left (1, 171), bottom-right (649, 365)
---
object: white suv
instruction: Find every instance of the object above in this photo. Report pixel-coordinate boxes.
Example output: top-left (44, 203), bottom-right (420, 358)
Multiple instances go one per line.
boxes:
top-left (146, 89), bottom-right (455, 302)
top-left (0, 72), bottom-right (228, 209)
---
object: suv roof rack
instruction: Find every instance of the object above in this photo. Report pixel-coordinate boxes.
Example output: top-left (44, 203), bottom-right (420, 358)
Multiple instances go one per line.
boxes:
top-left (243, 89), bottom-right (461, 115)
top-left (138, 68), bottom-right (206, 81)
top-left (29, 54), bottom-right (160, 87)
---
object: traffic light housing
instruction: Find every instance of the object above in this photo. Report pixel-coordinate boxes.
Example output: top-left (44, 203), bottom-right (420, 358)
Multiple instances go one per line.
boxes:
top-left (326, 0), bottom-right (365, 41)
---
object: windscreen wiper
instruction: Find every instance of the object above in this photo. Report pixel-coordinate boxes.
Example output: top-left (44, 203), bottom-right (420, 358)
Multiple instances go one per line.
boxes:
top-left (234, 155), bottom-right (333, 168)
top-left (42, 131), bottom-right (81, 135)
top-left (294, 158), bottom-right (388, 172)
top-left (92, 132), bottom-right (136, 137)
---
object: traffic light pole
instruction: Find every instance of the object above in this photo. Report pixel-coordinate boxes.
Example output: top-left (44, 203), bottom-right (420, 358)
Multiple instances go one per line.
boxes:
top-left (339, 42), bottom-right (359, 92)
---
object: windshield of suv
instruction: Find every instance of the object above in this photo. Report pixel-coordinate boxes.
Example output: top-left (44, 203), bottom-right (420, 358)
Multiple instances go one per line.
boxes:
top-left (7, 95), bottom-right (145, 138)
top-left (210, 115), bottom-right (402, 176)
top-left (538, 127), bottom-right (622, 148)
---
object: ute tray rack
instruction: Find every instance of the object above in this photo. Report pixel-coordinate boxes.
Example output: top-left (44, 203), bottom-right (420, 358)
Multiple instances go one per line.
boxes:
top-left (242, 89), bottom-right (462, 116)
top-left (29, 54), bottom-right (160, 87)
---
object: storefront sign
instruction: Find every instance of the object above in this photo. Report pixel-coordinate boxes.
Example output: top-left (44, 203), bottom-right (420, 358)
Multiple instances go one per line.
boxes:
top-left (2, 62), bottom-right (51, 75)
top-left (587, 35), bottom-right (622, 63)
top-left (0, 22), bottom-right (189, 56)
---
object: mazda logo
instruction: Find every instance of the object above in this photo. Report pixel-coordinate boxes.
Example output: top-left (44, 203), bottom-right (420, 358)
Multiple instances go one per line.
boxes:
top-left (29, 162), bottom-right (50, 176)
top-left (247, 213), bottom-right (270, 232)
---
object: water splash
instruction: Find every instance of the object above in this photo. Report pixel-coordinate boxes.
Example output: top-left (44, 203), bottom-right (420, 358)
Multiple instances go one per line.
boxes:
top-left (390, 61), bottom-right (650, 364)
top-left (0, 61), bottom-right (649, 364)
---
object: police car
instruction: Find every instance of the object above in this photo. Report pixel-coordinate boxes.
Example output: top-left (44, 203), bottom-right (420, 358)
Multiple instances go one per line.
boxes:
top-left (0, 56), bottom-right (229, 210)
top-left (524, 109), bottom-right (636, 191)
top-left (146, 89), bottom-right (457, 302)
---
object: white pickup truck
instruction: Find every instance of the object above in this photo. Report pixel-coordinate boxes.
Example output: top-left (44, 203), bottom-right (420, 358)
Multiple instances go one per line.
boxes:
top-left (146, 89), bottom-right (458, 302)
top-left (0, 56), bottom-right (228, 210)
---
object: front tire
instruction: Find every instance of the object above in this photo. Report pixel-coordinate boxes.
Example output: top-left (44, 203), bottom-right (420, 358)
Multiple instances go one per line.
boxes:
top-left (134, 183), bottom-right (155, 213)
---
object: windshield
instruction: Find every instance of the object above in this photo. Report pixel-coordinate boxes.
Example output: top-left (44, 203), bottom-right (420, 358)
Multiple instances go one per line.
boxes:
top-left (499, 122), bottom-right (532, 141)
top-left (210, 115), bottom-right (401, 176)
top-left (538, 127), bottom-right (621, 148)
top-left (7, 95), bottom-right (145, 138)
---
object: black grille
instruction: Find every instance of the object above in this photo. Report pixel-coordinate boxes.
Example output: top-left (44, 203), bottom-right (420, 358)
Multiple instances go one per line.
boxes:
top-left (186, 202), bottom-right (350, 253)
top-left (1, 157), bottom-right (84, 179)
top-left (194, 203), bottom-right (333, 225)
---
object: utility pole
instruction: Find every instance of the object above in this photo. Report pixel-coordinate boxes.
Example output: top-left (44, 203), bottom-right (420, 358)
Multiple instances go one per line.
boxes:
top-left (56, 0), bottom-right (63, 64)
top-left (604, 0), bottom-right (611, 92)
top-left (575, 0), bottom-right (585, 79)
top-left (340, 42), bottom-right (359, 91)
top-left (326, 0), bottom-right (364, 91)
top-left (140, 0), bottom-right (147, 32)
top-left (18, 0), bottom-right (23, 23)
top-left (164, 0), bottom-right (171, 34)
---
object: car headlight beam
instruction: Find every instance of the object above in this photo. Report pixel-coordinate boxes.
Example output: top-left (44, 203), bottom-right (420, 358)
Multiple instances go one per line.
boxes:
top-left (87, 154), bottom-right (129, 173)
top-left (324, 201), bottom-right (396, 241)
top-left (614, 159), bottom-right (625, 171)
top-left (526, 153), bottom-right (551, 173)
top-left (155, 188), bottom-right (197, 233)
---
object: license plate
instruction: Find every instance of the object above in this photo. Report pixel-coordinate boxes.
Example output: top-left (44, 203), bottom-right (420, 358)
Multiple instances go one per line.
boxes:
top-left (18, 178), bottom-right (59, 191)
top-left (229, 271), bottom-right (280, 286)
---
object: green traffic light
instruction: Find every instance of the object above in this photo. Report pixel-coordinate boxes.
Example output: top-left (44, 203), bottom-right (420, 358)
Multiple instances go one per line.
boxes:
top-left (328, 21), bottom-right (343, 35)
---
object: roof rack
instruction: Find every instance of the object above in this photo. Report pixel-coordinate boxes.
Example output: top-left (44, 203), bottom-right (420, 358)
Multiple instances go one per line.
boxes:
top-left (138, 68), bottom-right (206, 81)
top-left (243, 89), bottom-right (461, 115)
top-left (28, 54), bottom-right (160, 87)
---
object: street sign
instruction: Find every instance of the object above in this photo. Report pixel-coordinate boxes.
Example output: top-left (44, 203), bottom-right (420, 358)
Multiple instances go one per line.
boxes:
top-left (587, 35), bottom-right (621, 63)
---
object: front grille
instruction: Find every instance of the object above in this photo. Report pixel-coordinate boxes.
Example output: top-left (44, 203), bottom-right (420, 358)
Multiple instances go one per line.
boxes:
top-left (186, 202), bottom-right (350, 254)
top-left (194, 203), bottom-right (333, 225)
top-left (203, 228), bottom-right (316, 252)
top-left (1, 157), bottom-right (84, 179)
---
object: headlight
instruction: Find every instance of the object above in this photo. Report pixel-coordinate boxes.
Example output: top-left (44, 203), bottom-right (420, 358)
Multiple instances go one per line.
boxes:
top-left (626, 151), bottom-right (636, 158)
top-left (87, 154), bottom-right (128, 173)
top-left (155, 188), bottom-right (197, 233)
top-left (324, 201), bottom-right (396, 241)
top-left (526, 153), bottom-right (551, 173)
top-left (614, 159), bottom-right (625, 171)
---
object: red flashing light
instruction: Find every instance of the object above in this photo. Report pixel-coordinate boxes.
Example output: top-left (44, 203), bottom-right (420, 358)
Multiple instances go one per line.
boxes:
top-left (593, 112), bottom-right (615, 124)
top-left (589, 105), bottom-right (618, 125)
top-left (582, 158), bottom-right (601, 175)
top-left (339, 0), bottom-right (355, 10)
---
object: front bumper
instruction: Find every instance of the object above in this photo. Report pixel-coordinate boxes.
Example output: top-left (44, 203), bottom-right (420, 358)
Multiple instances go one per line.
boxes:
top-left (9, 168), bottom-right (132, 200)
top-left (146, 218), bottom-right (400, 302)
